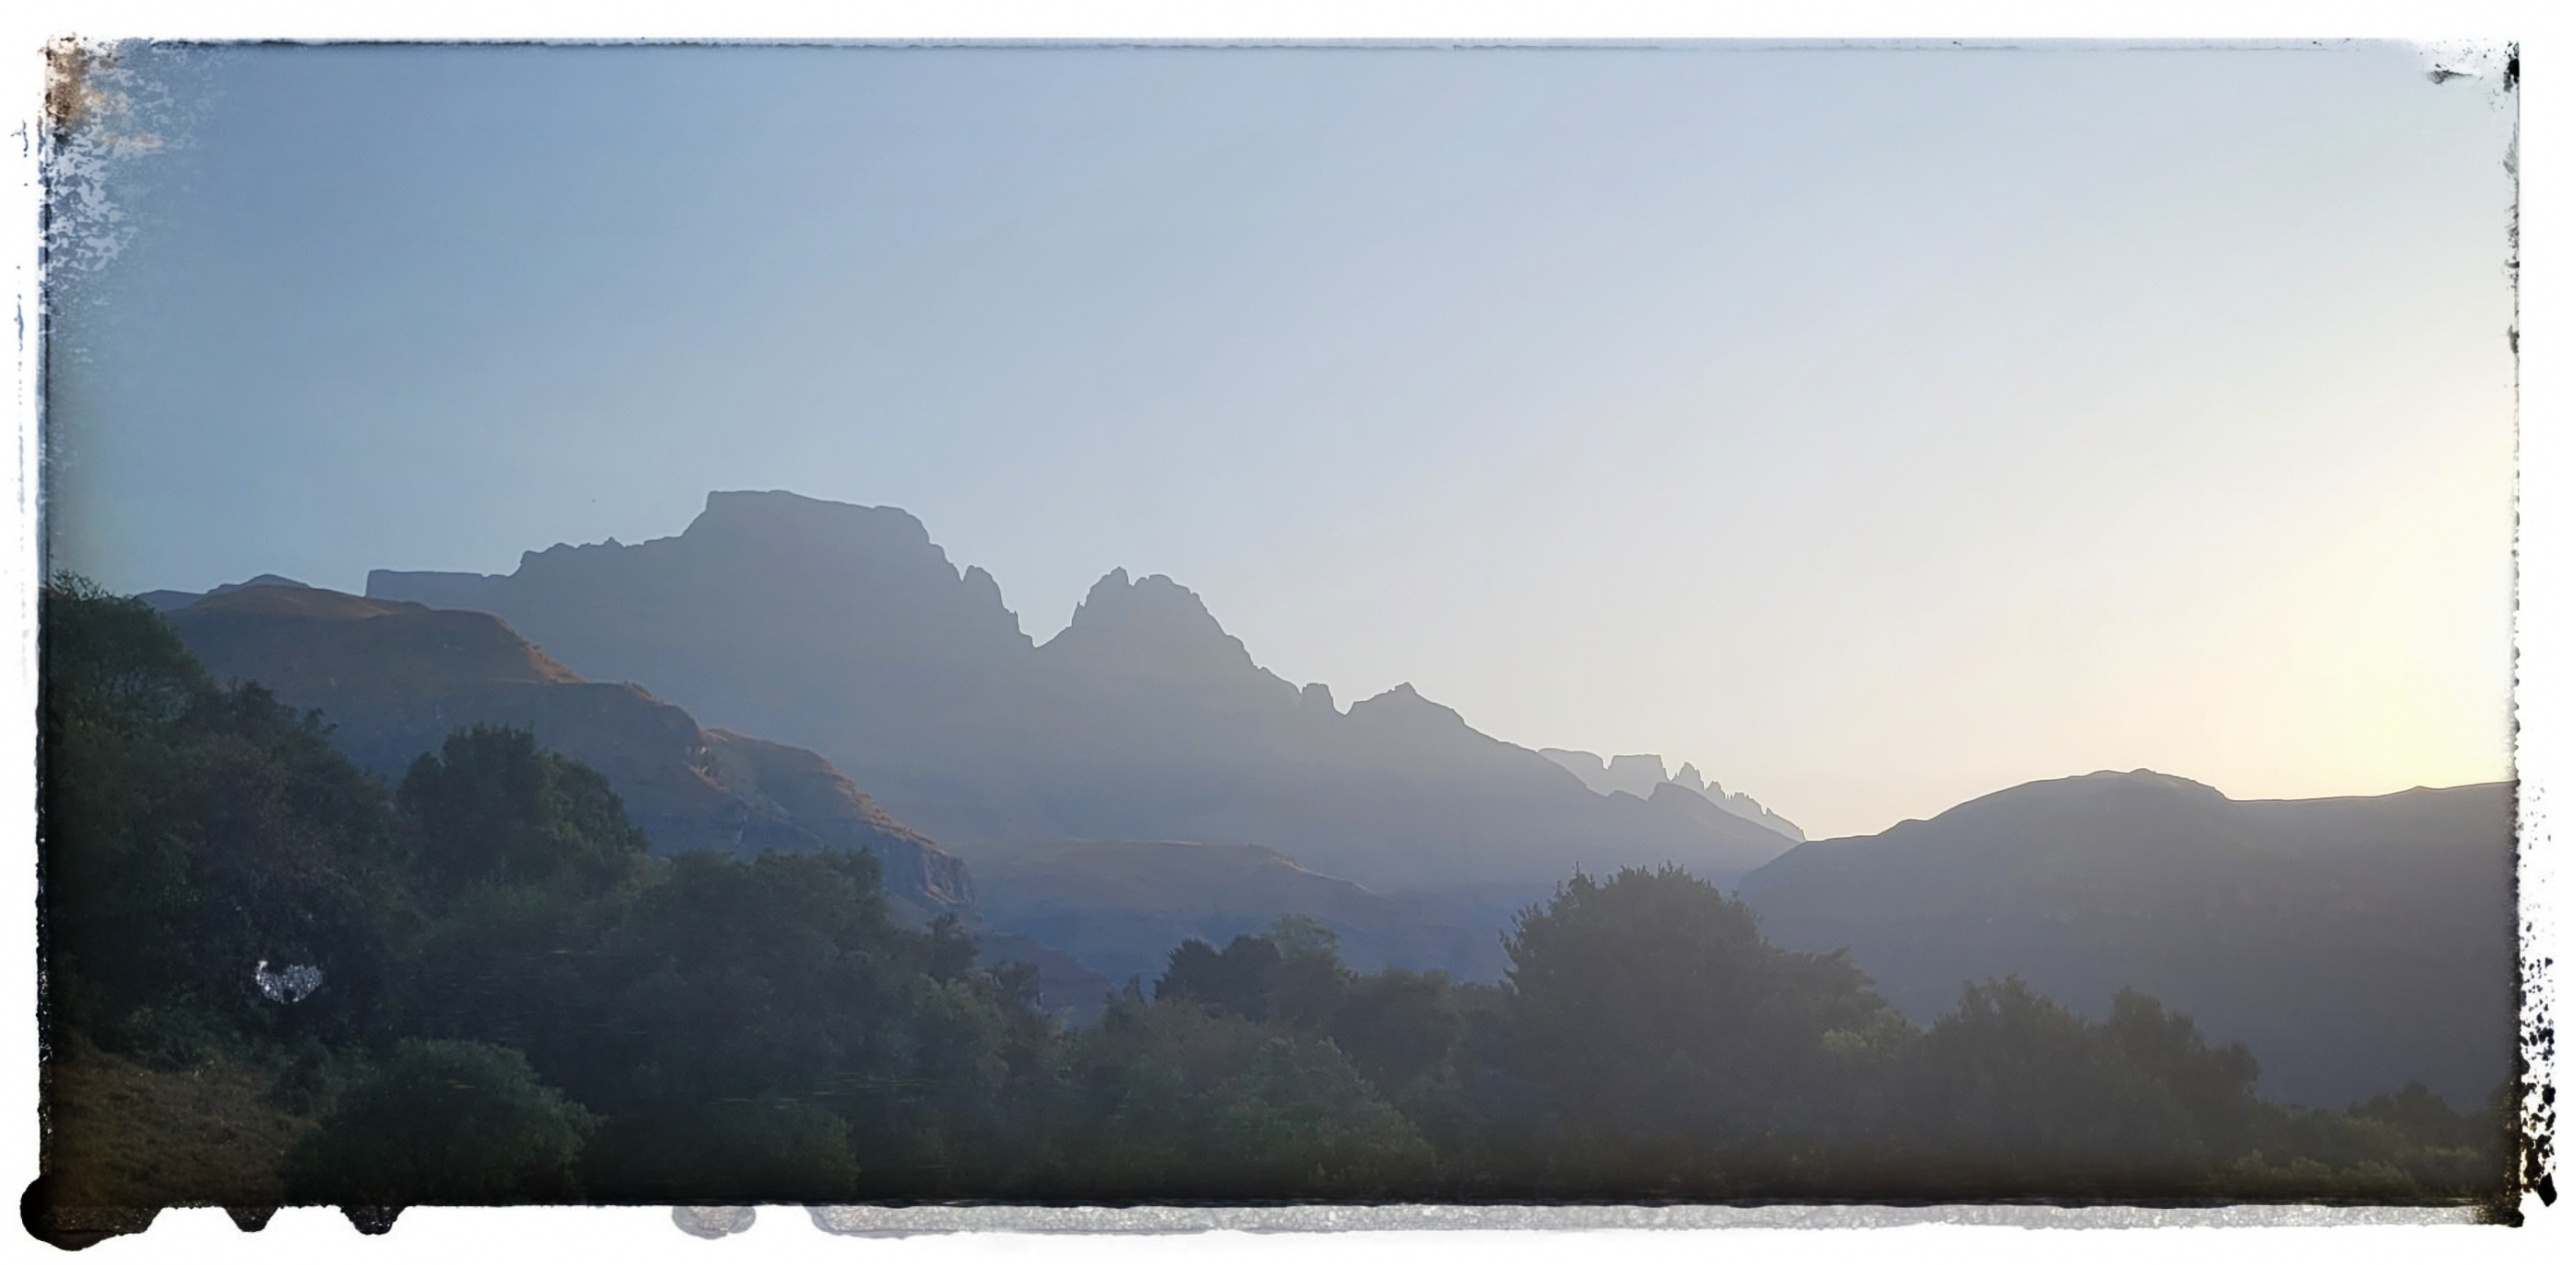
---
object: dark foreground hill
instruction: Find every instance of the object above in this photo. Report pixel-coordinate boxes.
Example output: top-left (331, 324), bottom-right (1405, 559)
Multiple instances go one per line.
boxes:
top-left (1737, 770), bottom-right (2516, 1108)
top-left (367, 491), bottom-right (1799, 917)
top-left (161, 583), bottom-right (976, 922)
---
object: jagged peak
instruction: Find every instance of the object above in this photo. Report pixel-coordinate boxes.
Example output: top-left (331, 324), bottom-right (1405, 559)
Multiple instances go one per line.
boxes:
top-left (1057, 569), bottom-right (1221, 639)
top-left (1037, 568), bottom-right (1261, 678)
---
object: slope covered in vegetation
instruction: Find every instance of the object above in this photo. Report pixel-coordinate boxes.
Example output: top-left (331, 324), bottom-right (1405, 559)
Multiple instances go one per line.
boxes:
top-left (30, 581), bottom-right (2520, 1245)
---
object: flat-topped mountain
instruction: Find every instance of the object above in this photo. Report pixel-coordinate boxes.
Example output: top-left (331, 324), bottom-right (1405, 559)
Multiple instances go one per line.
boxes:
top-left (1737, 769), bottom-right (2516, 1108)
top-left (162, 583), bottom-right (976, 922)
top-left (370, 490), bottom-right (1800, 911)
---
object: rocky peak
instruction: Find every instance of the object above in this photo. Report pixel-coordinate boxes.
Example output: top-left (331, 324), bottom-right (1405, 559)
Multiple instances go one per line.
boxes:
top-left (1036, 568), bottom-right (1261, 682)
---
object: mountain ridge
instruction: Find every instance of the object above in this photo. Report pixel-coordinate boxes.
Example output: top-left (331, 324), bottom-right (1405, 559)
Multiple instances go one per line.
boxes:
top-left (161, 582), bottom-right (978, 922)
top-left (1537, 748), bottom-right (1805, 841)
top-left (1737, 768), bottom-right (2515, 1108)
top-left (367, 490), bottom-right (1803, 909)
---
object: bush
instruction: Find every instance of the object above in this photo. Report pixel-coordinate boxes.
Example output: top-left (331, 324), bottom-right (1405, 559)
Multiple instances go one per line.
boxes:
top-left (281, 1040), bottom-right (593, 1206)
top-left (1890, 977), bottom-right (2239, 1192)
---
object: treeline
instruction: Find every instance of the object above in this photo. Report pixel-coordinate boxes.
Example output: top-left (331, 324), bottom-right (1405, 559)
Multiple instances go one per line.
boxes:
top-left (31, 581), bottom-right (2515, 1237)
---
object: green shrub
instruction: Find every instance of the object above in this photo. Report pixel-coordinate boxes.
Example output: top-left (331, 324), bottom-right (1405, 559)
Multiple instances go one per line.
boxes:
top-left (282, 1040), bottom-right (593, 1206)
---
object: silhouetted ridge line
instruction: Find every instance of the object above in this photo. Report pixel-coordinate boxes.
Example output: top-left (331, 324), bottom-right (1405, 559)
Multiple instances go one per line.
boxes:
top-left (363, 491), bottom-right (1802, 919)
top-left (1737, 769), bottom-right (2515, 1109)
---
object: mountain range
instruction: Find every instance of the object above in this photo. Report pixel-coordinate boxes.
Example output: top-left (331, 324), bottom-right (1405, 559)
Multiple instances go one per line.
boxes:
top-left (1538, 749), bottom-right (1806, 841)
top-left (366, 490), bottom-right (1802, 911)
top-left (141, 489), bottom-right (2516, 1108)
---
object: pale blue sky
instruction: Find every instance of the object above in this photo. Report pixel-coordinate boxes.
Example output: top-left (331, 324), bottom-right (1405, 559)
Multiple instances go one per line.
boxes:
top-left (46, 43), bottom-right (2518, 836)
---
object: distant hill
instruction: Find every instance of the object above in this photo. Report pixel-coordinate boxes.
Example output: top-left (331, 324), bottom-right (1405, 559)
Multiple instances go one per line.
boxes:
top-left (137, 572), bottom-right (310, 613)
top-left (1737, 770), bottom-right (2516, 1109)
top-left (964, 837), bottom-right (1510, 988)
top-left (368, 490), bottom-right (1800, 917)
top-left (162, 584), bottom-right (976, 923)
top-left (1538, 749), bottom-right (1805, 841)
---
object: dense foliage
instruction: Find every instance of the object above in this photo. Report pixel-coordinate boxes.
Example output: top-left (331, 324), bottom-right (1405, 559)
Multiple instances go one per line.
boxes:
top-left (280, 1040), bottom-right (594, 1207)
top-left (34, 580), bottom-right (2515, 1220)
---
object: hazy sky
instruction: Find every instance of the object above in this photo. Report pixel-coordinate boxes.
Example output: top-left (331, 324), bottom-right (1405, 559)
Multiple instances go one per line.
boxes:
top-left (47, 42), bottom-right (2517, 838)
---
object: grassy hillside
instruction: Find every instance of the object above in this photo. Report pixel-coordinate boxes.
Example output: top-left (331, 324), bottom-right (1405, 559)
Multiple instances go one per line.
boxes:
top-left (42, 1036), bottom-right (316, 1214)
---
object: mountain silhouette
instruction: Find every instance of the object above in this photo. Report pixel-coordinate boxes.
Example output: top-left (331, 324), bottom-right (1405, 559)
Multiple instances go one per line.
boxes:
top-left (1538, 748), bottom-right (1806, 841)
top-left (1737, 769), bottom-right (2515, 1108)
top-left (368, 490), bottom-right (1800, 914)
top-left (160, 583), bottom-right (976, 923)
top-left (138, 571), bottom-right (310, 613)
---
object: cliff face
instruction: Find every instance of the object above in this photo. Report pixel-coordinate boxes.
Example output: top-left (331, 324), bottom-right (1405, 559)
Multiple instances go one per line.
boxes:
top-left (163, 584), bottom-right (976, 922)
top-left (377, 492), bottom-right (1034, 783)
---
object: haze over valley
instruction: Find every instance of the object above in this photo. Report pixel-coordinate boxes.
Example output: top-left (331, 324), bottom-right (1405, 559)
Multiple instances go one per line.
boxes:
top-left (129, 489), bottom-right (2518, 1111)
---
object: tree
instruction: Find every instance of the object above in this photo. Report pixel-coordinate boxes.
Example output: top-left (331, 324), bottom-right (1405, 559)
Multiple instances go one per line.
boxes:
top-left (1502, 866), bottom-right (1898, 1160)
top-left (391, 726), bottom-right (653, 1066)
top-left (1326, 968), bottom-right (1462, 1103)
top-left (1894, 977), bottom-right (2208, 1188)
top-left (396, 724), bottom-right (649, 901)
top-left (281, 1040), bottom-right (593, 1206)
top-left (1055, 994), bottom-right (1434, 1199)
top-left (39, 579), bottom-right (409, 1053)
top-left (1155, 933), bottom-right (1284, 1020)
top-left (553, 849), bottom-right (1048, 1197)
top-left (2101, 987), bottom-right (2260, 1156)
top-left (2347, 1082), bottom-right (2469, 1148)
